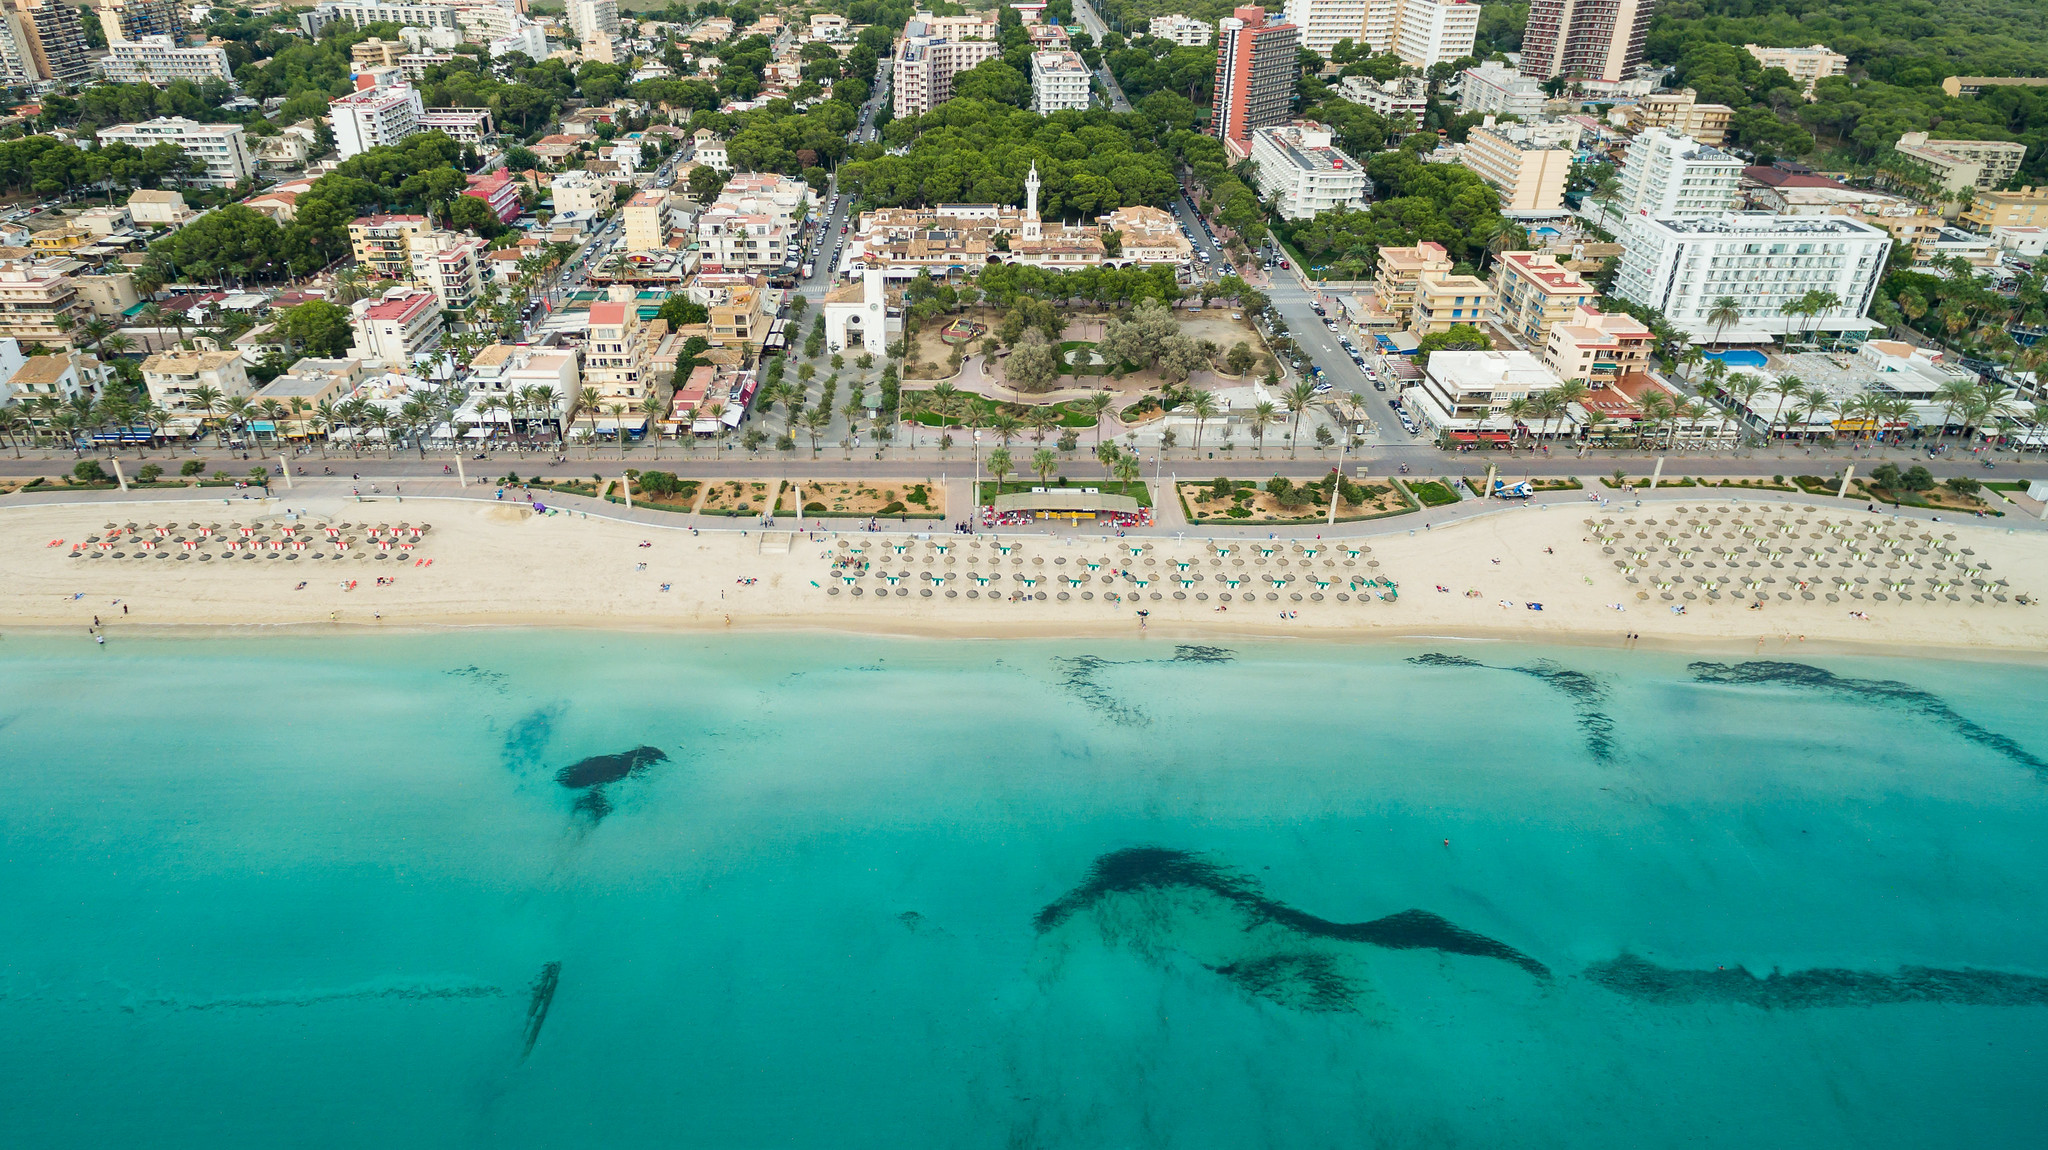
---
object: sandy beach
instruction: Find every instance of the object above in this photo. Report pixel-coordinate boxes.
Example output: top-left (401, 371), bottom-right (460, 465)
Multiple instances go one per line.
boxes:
top-left (4, 484), bottom-right (2044, 657)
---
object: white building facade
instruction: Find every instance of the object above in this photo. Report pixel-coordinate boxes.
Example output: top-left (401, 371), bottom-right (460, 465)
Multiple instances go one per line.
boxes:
top-left (1458, 61), bottom-right (1548, 119)
top-left (1248, 122), bottom-right (1371, 220)
top-left (1146, 13), bottom-right (1211, 46)
top-left (327, 81), bottom-right (422, 160)
top-left (99, 34), bottom-right (232, 83)
top-left (1391, 0), bottom-right (1480, 68)
top-left (1030, 49), bottom-right (1091, 114)
top-left (1283, 0), bottom-right (1371, 55)
top-left (1613, 128), bottom-right (1742, 219)
top-left (96, 117), bottom-right (253, 187)
top-left (1614, 213), bottom-right (1892, 340)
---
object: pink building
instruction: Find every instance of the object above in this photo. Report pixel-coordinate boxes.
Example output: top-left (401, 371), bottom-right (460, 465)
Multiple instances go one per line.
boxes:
top-left (463, 170), bottom-right (522, 224)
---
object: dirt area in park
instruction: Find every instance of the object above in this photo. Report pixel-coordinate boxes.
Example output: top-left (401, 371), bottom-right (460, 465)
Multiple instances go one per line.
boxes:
top-left (1179, 480), bottom-right (1410, 524)
top-left (904, 306), bottom-right (1268, 381)
top-left (776, 479), bottom-right (944, 517)
top-left (699, 480), bottom-right (776, 515)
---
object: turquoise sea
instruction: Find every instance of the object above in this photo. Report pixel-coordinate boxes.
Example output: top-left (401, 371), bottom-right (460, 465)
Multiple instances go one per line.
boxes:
top-left (3, 632), bottom-right (2047, 1148)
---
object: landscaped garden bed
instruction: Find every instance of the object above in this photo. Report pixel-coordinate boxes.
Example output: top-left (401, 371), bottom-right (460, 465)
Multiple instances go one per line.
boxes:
top-left (1180, 475), bottom-right (1411, 523)
top-left (1403, 478), bottom-right (1461, 507)
top-left (699, 480), bottom-right (775, 516)
top-left (777, 480), bottom-right (943, 517)
top-left (906, 393), bottom-right (1100, 428)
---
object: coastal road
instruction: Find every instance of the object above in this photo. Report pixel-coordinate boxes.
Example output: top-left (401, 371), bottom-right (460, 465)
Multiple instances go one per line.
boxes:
top-left (9, 450), bottom-right (2040, 489)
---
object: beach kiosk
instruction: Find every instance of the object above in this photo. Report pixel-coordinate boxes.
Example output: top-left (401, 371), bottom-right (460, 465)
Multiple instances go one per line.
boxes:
top-left (992, 488), bottom-right (1142, 523)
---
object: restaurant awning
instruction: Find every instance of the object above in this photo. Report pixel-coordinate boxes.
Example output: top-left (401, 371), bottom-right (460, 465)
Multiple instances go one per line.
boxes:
top-left (992, 489), bottom-right (1141, 515)
top-left (1477, 431), bottom-right (1510, 441)
top-left (1448, 431), bottom-right (1478, 442)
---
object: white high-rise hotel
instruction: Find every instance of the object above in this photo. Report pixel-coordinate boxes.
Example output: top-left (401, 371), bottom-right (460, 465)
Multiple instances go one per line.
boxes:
top-left (1614, 213), bottom-right (1891, 340)
top-left (1284, 0), bottom-right (1478, 67)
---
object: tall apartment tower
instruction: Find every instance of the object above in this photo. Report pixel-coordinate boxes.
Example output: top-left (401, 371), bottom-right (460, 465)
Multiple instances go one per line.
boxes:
top-left (96, 0), bottom-right (187, 44)
top-left (3, 0), bottom-right (92, 84)
top-left (1283, 0), bottom-right (1368, 55)
top-left (1520, 0), bottom-right (1655, 83)
top-left (1211, 6), bottom-right (1299, 159)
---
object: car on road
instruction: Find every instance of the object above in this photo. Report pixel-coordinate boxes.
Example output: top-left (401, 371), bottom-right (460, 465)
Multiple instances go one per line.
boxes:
top-left (1372, 380), bottom-right (1386, 391)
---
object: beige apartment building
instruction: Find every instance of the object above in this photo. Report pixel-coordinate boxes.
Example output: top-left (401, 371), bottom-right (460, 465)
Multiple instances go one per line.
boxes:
top-left (1489, 251), bottom-right (1598, 347)
top-left (1372, 241), bottom-right (1453, 320)
top-left (1542, 304), bottom-right (1652, 387)
top-left (582, 300), bottom-right (657, 433)
top-left (141, 349), bottom-right (253, 432)
top-left (1961, 186), bottom-right (2048, 231)
top-left (1462, 124), bottom-right (1572, 212)
top-left (1889, 133), bottom-right (2027, 195)
top-left (1409, 270), bottom-right (1495, 335)
top-left (1742, 44), bottom-right (1847, 98)
top-left (1622, 89), bottom-right (1733, 146)
top-left (0, 260), bottom-right (85, 348)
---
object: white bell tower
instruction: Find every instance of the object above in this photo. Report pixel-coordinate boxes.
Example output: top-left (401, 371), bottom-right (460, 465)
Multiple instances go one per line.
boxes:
top-left (1023, 162), bottom-right (1043, 241)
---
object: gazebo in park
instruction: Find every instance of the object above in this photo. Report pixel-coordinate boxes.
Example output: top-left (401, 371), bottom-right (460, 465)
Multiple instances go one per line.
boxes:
top-left (992, 488), bottom-right (1142, 522)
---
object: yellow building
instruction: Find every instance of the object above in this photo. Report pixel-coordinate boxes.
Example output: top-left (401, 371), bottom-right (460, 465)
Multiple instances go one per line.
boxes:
top-left (1410, 270), bottom-right (1495, 336)
top-left (347, 214), bottom-right (434, 280)
top-left (1961, 185), bottom-right (2048, 231)
top-left (1372, 241), bottom-right (1452, 320)
top-left (1488, 251), bottom-right (1597, 347)
top-left (30, 227), bottom-right (92, 252)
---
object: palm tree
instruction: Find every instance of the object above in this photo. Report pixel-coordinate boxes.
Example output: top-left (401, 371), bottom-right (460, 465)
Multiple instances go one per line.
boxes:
top-left (1026, 406), bottom-right (1059, 445)
top-left (1086, 390), bottom-right (1113, 447)
top-left (642, 390), bottom-right (668, 454)
top-left (1248, 400), bottom-right (1279, 457)
top-left (1789, 386), bottom-right (1831, 447)
top-left (1634, 389), bottom-right (1674, 450)
top-left (368, 406), bottom-right (394, 457)
top-left (1112, 452), bottom-right (1141, 497)
top-left (576, 386), bottom-right (603, 456)
top-left (257, 399), bottom-right (287, 448)
top-left (804, 406), bottom-right (832, 454)
top-left (1778, 295), bottom-right (1814, 344)
top-left (1283, 379), bottom-right (1317, 458)
top-left (529, 385), bottom-right (561, 439)
top-left (1707, 296), bottom-right (1743, 347)
top-left (986, 446), bottom-right (1013, 491)
top-left (189, 383), bottom-right (223, 443)
top-left (989, 412), bottom-right (1021, 447)
top-left (1500, 396), bottom-right (1532, 453)
top-left (1548, 380), bottom-right (1590, 445)
top-left (1031, 447), bottom-right (1058, 485)
top-left (1935, 379), bottom-right (1979, 445)
top-left (223, 395), bottom-right (253, 444)
top-left (1724, 375), bottom-right (1764, 447)
top-left (1178, 390), bottom-right (1218, 454)
top-left (102, 333), bottom-right (135, 358)
top-left (839, 399), bottom-right (863, 458)
top-left (1763, 374), bottom-right (1805, 442)
top-left (1677, 399), bottom-right (1710, 449)
top-left (605, 403), bottom-right (628, 457)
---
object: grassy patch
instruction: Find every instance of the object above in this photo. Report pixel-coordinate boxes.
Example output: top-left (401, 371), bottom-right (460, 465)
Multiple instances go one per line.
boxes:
top-left (1404, 479), bottom-right (1460, 507)
top-left (907, 392), bottom-right (1099, 428)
